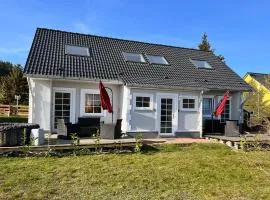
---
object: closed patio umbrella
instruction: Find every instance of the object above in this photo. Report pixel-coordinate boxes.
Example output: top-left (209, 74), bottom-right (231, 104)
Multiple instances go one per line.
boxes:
top-left (214, 90), bottom-right (230, 117)
top-left (99, 81), bottom-right (113, 123)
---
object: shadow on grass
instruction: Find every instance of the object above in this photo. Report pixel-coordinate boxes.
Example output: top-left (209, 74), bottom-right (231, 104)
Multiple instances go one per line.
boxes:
top-left (141, 143), bottom-right (230, 154)
top-left (0, 143), bottom-right (232, 158)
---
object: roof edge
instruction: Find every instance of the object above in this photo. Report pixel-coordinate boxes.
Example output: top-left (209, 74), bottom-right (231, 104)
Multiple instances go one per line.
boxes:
top-left (36, 27), bottom-right (212, 53)
top-left (25, 74), bottom-right (123, 84)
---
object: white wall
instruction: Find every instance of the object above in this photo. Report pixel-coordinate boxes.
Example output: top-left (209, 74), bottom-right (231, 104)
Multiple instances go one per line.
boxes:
top-left (178, 91), bottom-right (202, 132)
top-left (129, 89), bottom-right (156, 131)
top-left (28, 77), bottom-right (243, 135)
top-left (29, 78), bottom-right (122, 132)
top-left (52, 80), bottom-right (121, 126)
top-left (127, 88), bottom-right (243, 136)
top-left (128, 88), bottom-right (202, 134)
top-left (120, 86), bottom-right (132, 133)
top-left (28, 78), bottom-right (52, 131)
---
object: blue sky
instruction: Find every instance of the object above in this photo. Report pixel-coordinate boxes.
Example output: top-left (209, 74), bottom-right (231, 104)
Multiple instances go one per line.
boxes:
top-left (0, 0), bottom-right (269, 77)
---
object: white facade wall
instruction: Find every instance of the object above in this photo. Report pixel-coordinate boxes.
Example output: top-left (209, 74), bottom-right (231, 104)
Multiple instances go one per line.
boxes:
top-left (28, 78), bottom-right (52, 131)
top-left (29, 78), bottom-right (122, 132)
top-left (120, 86), bottom-right (131, 133)
top-left (128, 88), bottom-right (203, 136)
top-left (29, 77), bottom-right (243, 137)
top-left (52, 80), bottom-right (121, 127)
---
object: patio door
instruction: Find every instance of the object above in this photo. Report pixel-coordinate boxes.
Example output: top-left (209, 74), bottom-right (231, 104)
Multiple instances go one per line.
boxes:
top-left (157, 94), bottom-right (178, 136)
top-left (52, 88), bottom-right (75, 131)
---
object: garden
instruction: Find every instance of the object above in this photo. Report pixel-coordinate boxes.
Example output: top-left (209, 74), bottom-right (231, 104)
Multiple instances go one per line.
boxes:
top-left (0, 143), bottom-right (269, 200)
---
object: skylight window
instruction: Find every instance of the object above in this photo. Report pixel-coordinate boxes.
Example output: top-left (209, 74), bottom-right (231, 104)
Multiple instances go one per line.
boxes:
top-left (190, 59), bottom-right (213, 69)
top-left (123, 52), bottom-right (146, 63)
top-left (146, 55), bottom-right (169, 65)
top-left (65, 45), bottom-right (90, 56)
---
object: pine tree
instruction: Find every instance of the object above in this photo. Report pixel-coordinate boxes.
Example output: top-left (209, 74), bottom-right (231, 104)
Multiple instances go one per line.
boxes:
top-left (198, 32), bottom-right (225, 62)
top-left (198, 33), bottom-right (212, 51)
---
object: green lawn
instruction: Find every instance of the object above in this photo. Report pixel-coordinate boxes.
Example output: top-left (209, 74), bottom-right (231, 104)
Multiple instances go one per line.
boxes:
top-left (0, 144), bottom-right (270, 200)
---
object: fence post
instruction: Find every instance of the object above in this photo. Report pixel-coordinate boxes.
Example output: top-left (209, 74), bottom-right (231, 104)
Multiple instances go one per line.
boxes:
top-left (8, 105), bottom-right (11, 116)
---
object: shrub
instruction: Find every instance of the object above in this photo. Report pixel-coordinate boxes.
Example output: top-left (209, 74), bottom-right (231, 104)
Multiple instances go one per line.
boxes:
top-left (0, 116), bottom-right (28, 123)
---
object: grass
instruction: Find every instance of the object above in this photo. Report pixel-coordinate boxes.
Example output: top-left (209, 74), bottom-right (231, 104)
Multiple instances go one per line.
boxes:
top-left (0, 143), bottom-right (270, 200)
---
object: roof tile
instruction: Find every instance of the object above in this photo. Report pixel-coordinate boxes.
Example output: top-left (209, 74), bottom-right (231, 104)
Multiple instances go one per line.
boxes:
top-left (24, 28), bottom-right (251, 91)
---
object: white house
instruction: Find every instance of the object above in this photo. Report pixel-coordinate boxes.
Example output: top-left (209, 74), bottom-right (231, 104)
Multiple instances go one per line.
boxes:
top-left (24, 28), bottom-right (251, 138)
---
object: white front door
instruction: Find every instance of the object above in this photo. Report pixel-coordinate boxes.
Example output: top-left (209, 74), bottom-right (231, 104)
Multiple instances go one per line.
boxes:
top-left (157, 94), bottom-right (178, 136)
top-left (52, 88), bottom-right (75, 131)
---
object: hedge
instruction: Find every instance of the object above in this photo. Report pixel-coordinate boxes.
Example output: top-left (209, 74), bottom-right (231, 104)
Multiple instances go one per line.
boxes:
top-left (0, 116), bottom-right (28, 123)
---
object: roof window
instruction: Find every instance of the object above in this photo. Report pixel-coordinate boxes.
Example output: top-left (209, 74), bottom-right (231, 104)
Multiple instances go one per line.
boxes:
top-left (123, 52), bottom-right (146, 63)
top-left (65, 45), bottom-right (90, 56)
top-left (190, 59), bottom-right (213, 69)
top-left (146, 55), bottom-right (169, 65)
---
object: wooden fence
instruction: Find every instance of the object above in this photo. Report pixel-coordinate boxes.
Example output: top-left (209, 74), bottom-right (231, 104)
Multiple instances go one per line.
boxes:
top-left (0, 105), bottom-right (28, 117)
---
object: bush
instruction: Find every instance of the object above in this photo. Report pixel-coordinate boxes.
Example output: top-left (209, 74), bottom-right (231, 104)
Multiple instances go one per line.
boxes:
top-left (0, 116), bottom-right (28, 123)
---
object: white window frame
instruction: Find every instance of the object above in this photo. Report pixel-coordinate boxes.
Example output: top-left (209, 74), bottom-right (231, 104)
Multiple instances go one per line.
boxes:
top-left (122, 52), bottom-right (146, 63)
top-left (145, 54), bottom-right (169, 65)
top-left (80, 89), bottom-right (104, 117)
top-left (156, 93), bottom-right (179, 136)
top-left (133, 93), bottom-right (153, 111)
top-left (190, 58), bottom-right (213, 69)
top-left (65, 45), bottom-right (90, 56)
top-left (52, 87), bottom-right (76, 131)
top-left (180, 96), bottom-right (199, 111)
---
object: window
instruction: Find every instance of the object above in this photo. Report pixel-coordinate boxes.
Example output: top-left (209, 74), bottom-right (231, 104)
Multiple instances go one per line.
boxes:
top-left (136, 97), bottom-right (150, 108)
top-left (146, 55), bottom-right (169, 65)
top-left (190, 59), bottom-right (213, 69)
top-left (65, 45), bottom-right (90, 56)
top-left (183, 99), bottom-right (195, 109)
top-left (80, 89), bottom-right (103, 116)
top-left (203, 98), bottom-right (213, 116)
top-left (220, 99), bottom-right (231, 123)
top-left (180, 96), bottom-right (198, 111)
top-left (133, 93), bottom-right (153, 110)
top-left (85, 94), bottom-right (101, 114)
top-left (123, 52), bottom-right (146, 63)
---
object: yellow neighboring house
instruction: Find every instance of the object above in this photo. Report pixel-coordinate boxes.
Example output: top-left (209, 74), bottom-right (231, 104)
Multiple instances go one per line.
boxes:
top-left (243, 72), bottom-right (270, 119)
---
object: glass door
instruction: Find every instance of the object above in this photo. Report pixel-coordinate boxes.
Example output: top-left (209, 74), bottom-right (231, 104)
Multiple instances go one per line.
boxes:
top-left (157, 94), bottom-right (178, 136)
top-left (53, 91), bottom-right (72, 129)
top-left (160, 98), bottom-right (173, 134)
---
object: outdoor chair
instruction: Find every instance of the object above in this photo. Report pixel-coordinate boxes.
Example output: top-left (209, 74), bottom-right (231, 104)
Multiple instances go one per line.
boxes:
top-left (57, 119), bottom-right (67, 139)
top-left (57, 120), bottom-right (79, 139)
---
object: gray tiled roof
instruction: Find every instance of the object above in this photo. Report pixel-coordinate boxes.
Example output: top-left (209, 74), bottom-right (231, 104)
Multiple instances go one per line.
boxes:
top-left (248, 72), bottom-right (270, 90)
top-left (24, 28), bottom-right (251, 91)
